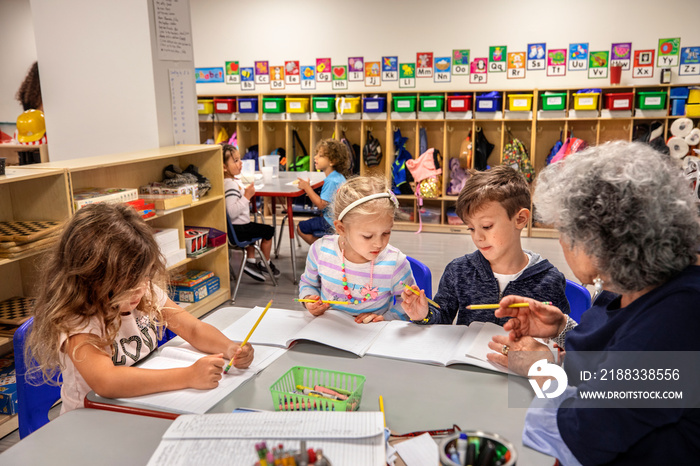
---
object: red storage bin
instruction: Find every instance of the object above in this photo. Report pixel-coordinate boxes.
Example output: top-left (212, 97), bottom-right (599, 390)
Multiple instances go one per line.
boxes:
top-left (603, 93), bottom-right (633, 111)
top-left (214, 98), bottom-right (236, 113)
top-left (447, 95), bottom-right (473, 112)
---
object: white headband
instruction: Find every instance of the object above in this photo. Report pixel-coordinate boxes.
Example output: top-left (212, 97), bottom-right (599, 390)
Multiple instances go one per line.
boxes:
top-left (337, 192), bottom-right (398, 221)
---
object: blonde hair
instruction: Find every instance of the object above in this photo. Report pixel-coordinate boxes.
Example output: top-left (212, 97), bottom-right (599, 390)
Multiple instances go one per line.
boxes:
top-left (316, 139), bottom-right (351, 176)
top-left (26, 203), bottom-right (169, 384)
top-left (332, 176), bottom-right (396, 223)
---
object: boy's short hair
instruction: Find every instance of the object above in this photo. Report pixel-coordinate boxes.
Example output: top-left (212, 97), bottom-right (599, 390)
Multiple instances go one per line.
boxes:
top-left (455, 165), bottom-right (531, 221)
top-left (316, 139), bottom-right (350, 176)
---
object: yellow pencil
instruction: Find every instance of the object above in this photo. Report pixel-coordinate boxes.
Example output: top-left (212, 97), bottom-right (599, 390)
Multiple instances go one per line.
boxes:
top-left (466, 301), bottom-right (551, 310)
top-left (295, 298), bottom-right (351, 305)
top-left (224, 299), bottom-right (272, 374)
top-left (379, 395), bottom-right (386, 427)
top-left (401, 282), bottom-right (441, 309)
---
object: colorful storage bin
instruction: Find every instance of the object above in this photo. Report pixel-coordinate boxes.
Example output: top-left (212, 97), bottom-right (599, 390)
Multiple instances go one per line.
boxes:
top-left (604, 92), bottom-right (633, 111)
top-left (262, 97), bottom-right (285, 113)
top-left (312, 96), bottom-right (335, 113)
top-left (363, 96), bottom-right (387, 113)
top-left (270, 366), bottom-right (365, 412)
top-left (447, 95), bottom-right (473, 112)
top-left (197, 99), bottom-right (213, 114)
top-left (213, 98), bottom-right (235, 114)
top-left (475, 92), bottom-right (502, 112)
top-left (420, 95), bottom-right (445, 112)
top-left (286, 97), bottom-right (310, 113)
top-left (540, 92), bottom-right (567, 111)
top-left (573, 92), bottom-right (600, 110)
top-left (671, 99), bottom-right (687, 116)
top-left (670, 87), bottom-right (690, 99)
top-left (335, 96), bottom-right (361, 114)
top-left (237, 97), bottom-right (258, 113)
top-left (688, 88), bottom-right (700, 104)
top-left (393, 95), bottom-right (417, 112)
top-left (637, 91), bottom-right (667, 110)
top-left (686, 104), bottom-right (700, 117)
top-left (507, 94), bottom-right (533, 111)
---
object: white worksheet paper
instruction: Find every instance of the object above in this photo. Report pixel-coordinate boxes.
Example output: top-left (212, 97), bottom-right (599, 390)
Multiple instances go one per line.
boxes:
top-left (394, 432), bottom-right (439, 466)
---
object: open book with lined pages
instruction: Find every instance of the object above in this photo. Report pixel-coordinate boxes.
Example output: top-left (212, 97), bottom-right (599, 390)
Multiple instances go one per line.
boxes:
top-left (222, 306), bottom-right (517, 373)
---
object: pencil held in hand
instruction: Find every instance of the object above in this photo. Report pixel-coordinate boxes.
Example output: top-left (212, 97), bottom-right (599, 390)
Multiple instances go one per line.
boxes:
top-left (224, 299), bottom-right (272, 374)
top-left (400, 282), bottom-right (441, 309)
top-left (466, 301), bottom-right (552, 310)
top-left (295, 298), bottom-right (351, 305)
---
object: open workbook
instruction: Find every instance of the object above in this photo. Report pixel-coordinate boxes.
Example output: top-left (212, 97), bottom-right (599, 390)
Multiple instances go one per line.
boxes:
top-left (111, 343), bottom-right (286, 414)
top-left (147, 412), bottom-right (386, 466)
top-left (223, 307), bottom-right (516, 373)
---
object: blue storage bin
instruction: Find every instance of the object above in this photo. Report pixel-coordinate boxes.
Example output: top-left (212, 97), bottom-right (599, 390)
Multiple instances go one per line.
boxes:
top-left (237, 97), bottom-right (258, 113)
top-left (363, 96), bottom-right (386, 113)
top-left (670, 87), bottom-right (689, 99)
top-left (475, 92), bottom-right (502, 112)
top-left (671, 99), bottom-right (686, 116)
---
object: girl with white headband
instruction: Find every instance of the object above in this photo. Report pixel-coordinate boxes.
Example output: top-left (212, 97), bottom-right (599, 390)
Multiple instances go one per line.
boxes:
top-left (298, 176), bottom-right (415, 323)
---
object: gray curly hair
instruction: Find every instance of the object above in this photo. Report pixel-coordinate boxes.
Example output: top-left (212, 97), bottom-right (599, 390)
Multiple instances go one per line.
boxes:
top-left (534, 141), bottom-right (700, 293)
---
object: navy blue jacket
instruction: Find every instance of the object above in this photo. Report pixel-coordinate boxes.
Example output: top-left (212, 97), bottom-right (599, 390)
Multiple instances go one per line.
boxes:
top-left (421, 250), bottom-right (570, 326)
top-left (559, 265), bottom-right (700, 465)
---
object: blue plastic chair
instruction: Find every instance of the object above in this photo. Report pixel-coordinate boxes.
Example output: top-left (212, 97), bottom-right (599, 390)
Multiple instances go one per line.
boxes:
top-left (226, 214), bottom-right (278, 303)
top-left (565, 279), bottom-right (592, 324)
top-left (406, 256), bottom-right (433, 299)
top-left (14, 317), bottom-right (61, 439)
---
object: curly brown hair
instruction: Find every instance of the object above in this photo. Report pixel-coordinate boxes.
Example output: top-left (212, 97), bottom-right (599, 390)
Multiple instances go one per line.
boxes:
top-left (16, 62), bottom-right (43, 111)
top-left (315, 139), bottom-right (351, 176)
top-left (26, 203), bottom-right (170, 385)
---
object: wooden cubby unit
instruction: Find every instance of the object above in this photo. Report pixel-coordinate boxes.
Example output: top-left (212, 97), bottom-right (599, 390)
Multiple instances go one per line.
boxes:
top-left (198, 83), bottom-right (699, 237)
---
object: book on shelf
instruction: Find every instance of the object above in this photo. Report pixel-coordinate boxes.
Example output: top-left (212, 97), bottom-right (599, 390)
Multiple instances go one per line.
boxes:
top-left (222, 307), bottom-right (522, 374)
top-left (170, 269), bottom-right (215, 287)
top-left (73, 187), bottom-right (139, 210)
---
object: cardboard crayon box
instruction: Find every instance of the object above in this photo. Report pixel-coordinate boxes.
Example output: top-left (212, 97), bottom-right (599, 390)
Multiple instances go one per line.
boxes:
top-left (169, 276), bottom-right (220, 303)
top-left (0, 356), bottom-right (18, 415)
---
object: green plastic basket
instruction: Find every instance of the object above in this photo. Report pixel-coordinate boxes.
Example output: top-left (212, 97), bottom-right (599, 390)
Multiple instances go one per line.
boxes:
top-left (540, 92), bottom-right (567, 111)
top-left (637, 91), bottom-right (667, 110)
top-left (262, 97), bottom-right (285, 113)
top-left (393, 95), bottom-right (417, 112)
top-left (312, 96), bottom-right (335, 113)
top-left (419, 95), bottom-right (445, 112)
top-left (270, 366), bottom-right (365, 412)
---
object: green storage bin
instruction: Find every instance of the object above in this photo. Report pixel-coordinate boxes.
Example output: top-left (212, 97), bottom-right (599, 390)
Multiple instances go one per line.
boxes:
top-left (312, 95), bottom-right (335, 113)
top-left (270, 366), bottom-right (365, 412)
top-left (262, 96), bottom-right (285, 113)
top-left (393, 95), bottom-right (417, 112)
top-left (637, 91), bottom-right (667, 110)
top-left (541, 92), bottom-right (567, 111)
top-left (419, 95), bottom-right (445, 112)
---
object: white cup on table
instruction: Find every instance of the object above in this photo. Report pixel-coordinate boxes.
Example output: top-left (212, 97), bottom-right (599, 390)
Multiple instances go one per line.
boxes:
top-left (261, 166), bottom-right (273, 183)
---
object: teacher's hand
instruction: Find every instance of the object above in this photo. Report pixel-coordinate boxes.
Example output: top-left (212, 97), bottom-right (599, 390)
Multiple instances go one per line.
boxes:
top-left (496, 295), bottom-right (567, 341)
top-left (486, 335), bottom-right (554, 377)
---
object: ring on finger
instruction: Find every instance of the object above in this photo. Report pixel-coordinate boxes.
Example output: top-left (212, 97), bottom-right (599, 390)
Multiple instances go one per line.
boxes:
top-left (501, 345), bottom-right (510, 356)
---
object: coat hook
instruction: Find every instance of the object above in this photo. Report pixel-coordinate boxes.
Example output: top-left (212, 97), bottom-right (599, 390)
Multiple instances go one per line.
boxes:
top-left (476, 125), bottom-right (482, 132)
top-left (600, 125), bottom-right (606, 132)
top-left (623, 124), bottom-right (630, 131)
top-left (314, 125), bottom-right (323, 132)
top-left (341, 125), bottom-right (348, 132)
top-left (537, 125), bottom-right (543, 133)
top-left (439, 126), bottom-right (445, 132)
top-left (266, 125), bottom-right (276, 132)
top-left (591, 125), bottom-right (597, 132)
top-left (446, 126), bottom-right (454, 133)
top-left (497, 126), bottom-right (502, 133)
top-left (366, 125), bottom-right (373, 132)
top-left (526, 126), bottom-right (532, 133)
top-left (393, 125), bottom-right (399, 132)
top-left (240, 125), bottom-right (251, 132)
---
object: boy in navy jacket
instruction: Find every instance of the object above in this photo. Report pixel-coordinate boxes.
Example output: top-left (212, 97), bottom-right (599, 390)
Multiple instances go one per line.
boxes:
top-left (402, 166), bottom-right (569, 325)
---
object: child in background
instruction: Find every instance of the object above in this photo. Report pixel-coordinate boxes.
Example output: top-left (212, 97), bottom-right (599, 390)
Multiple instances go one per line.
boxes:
top-left (296, 139), bottom-right (350, 245)
top-left (299, 176), bottom-right (415, 323)
top-left (402, 165), bottom-right (569, 325)
top-left (223, 144), bottom-right (280, 281)
top-left (26, 203), bottom-right (254, 414)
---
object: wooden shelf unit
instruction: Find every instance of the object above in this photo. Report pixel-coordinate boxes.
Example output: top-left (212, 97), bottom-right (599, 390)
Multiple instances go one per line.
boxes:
top-left (198, 84), bottom-right (699, 237)
top-left (30, 145), bottom-right (231, 318)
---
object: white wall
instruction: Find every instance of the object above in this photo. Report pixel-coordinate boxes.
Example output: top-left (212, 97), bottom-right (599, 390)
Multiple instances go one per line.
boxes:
top-left (0, 0), bottom-right (38, 131)
top-left (191, 0), bottom-right (700, 95)
top-left (30, 0), bottom-right (162, 161)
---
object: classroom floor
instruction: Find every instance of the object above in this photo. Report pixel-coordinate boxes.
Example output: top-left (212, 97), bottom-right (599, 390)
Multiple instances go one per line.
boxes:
top-left (0, 229), bottom-right (575, 452)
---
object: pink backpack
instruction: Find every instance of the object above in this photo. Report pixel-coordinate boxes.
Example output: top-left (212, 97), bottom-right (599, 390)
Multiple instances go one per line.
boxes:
top-left (406, 148), bottom-right (443, 233)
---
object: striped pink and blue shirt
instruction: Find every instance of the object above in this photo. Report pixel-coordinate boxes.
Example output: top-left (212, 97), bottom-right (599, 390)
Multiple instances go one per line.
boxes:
top-left (299, 235), bottom-right (414, 321)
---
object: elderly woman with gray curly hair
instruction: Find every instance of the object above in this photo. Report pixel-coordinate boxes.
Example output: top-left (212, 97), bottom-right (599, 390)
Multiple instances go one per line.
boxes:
top-left (486, 141), bottom-right (700, 465)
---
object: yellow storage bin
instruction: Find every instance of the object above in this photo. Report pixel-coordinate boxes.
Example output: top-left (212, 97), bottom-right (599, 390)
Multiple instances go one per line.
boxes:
top-left (286, 97), bottom-right (310, 113)
top-left (507, 94), bottom-right (533, 111)
top-left (335, 96), bottom-right (361, 114)
top-left (688, 89), bottom-right (700, 104)
top-left (573, 92), bottom-right (600, 110)
top-left (686, 104), bottom-right (700, 117)
top-left (197, 99), bottom-right (213, 114)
